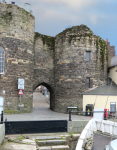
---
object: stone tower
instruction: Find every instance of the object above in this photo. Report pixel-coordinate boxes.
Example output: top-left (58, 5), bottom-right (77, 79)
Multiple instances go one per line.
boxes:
top-left (54, 25), bottom-right (108, 113)
top-left (0, 3), bottom-right (35, 113)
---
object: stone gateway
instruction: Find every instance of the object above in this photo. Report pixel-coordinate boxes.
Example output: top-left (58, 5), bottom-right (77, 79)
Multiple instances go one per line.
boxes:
top-left (0, 3), bottom-right (108, 113)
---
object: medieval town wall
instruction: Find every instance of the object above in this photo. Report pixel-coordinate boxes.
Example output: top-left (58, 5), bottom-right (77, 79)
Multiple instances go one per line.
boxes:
top-left (0, 3), bottom-right (35, 113)
top-left (33, 33), bottom-right (55, 110)
top-left (0, 3), bottom-right (108, 113)
top-left (54, 25), bottom-right (108, 113)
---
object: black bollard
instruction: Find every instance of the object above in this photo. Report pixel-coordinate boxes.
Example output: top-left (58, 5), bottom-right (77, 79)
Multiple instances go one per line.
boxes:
top-left (104, 110), bottom-right (107, 120)
top-left (69, 109), bottom-right (72, 121)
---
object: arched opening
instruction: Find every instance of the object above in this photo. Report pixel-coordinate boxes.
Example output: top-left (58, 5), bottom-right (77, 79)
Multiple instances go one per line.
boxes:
top-left (33, 82), bottom-right (53, 112)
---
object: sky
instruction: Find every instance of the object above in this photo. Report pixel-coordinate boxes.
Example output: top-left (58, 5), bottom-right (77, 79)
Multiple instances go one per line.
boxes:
top-left (6, 0), bottom-right (117, 55)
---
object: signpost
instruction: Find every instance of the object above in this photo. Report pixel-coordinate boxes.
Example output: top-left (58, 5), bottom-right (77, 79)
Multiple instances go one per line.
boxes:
top-left (18, 89), bottom-right (24, 113)
top-left (18, 79), bottom-right (25, 114)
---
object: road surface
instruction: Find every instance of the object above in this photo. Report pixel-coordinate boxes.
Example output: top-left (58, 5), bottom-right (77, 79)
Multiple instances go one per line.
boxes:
top-left (4, 92), bottom-right (90, 121)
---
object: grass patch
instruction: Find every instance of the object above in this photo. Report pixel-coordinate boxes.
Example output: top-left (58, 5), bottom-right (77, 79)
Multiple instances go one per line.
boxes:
top-left (26, 143), bottom-right (31, 145)
top-left (22, 110), bottom-right (29, 113)
top-left (35, 139), bottom-right (39, 143)
top-left (18, 136), bottom-right (25, 140)
top-left (61, 138), bottom-right (66, 140)
top-left (4, 110), bottom-right (19, 114)
top-left (69, 133), bottom-right (74, 137)
top-left (0, 140), bottom-right (5, 149)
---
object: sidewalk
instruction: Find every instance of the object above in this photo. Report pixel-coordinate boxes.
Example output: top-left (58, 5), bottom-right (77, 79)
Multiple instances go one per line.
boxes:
top-left (4, 92), bottom-right (90, 121)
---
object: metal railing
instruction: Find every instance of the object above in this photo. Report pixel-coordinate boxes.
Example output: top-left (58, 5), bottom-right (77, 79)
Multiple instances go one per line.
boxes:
top-left (68, 110), bottom-right (110, 121)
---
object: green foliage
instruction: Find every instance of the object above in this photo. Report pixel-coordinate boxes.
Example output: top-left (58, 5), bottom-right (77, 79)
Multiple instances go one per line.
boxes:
top-left (34, 32), bottom-right (55, 51)
top-left (4, 109), bottom-right (19, 114)
top-left (18, 6), bottom-right (34, 19)
top-left (7, 4), bottom-right (12, 8)
top-left (35, 139), bottom-right (39, 143)
top-left (96, 37), bottom-right (108, 69)
top-left (22, 110), bottom-right (30, 113)
top-left (69, 133), bottom-right (74, 137)
top-left (26, 143), bottom-right (31, 145)
top-left (61, 138), bottom-right (66, 140)
top-left (2, 11), bottom-right (12, 23)
top-left (18, 136), bottom-right (25, 140)
top-left (0, 140), bottom-right (5, 149)
top-left (56, 25), bottom-right (94, 44)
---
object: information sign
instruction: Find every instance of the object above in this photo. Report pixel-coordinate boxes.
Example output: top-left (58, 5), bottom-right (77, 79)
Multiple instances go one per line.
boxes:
top-left (18, 79), bottom-right (25, 89)
top-left (110, 102), bottom-right (116, 112)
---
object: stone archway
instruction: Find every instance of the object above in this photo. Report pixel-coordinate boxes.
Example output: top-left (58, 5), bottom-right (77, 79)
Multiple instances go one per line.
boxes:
top-left (33, 82), bottom-right (54, 110)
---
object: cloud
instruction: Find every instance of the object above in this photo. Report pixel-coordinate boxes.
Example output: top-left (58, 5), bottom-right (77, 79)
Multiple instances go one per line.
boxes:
top-left (4, 0), bottom-right (117, 54)
top-left (90, 16), bottom-right (97, 25)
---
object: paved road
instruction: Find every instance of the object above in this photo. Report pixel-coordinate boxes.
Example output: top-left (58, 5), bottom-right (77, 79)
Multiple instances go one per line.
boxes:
top-left (4, 92), bottom-right (90, 121)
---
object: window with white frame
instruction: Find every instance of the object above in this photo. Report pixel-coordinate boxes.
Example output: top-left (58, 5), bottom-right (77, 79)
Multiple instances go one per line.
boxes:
top-left (0, 46), bottom-right (5, 74)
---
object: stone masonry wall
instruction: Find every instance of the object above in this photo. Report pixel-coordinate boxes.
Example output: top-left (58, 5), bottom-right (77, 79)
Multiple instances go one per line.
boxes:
top-left (0, 3), bottom-right (35, 113)
top-left (54, 25), bottom-right (108, 113)
top-left (34, 33), bottom-right (55, 110)
top-left (0, 3), bottom-right (108, 114)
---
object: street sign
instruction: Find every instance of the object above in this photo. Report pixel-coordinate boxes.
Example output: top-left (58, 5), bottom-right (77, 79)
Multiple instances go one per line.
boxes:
top-left (18, 89), bottom-right (24, 95)
top-left (18, 79), bottom-right (25, 89)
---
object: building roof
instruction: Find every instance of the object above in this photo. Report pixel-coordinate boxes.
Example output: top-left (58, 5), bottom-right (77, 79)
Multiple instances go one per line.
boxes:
top-left (82, 82), bottom-right (117, 95)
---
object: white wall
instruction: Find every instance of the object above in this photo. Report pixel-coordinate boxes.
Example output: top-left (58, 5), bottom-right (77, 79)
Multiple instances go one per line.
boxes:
top-left (109, 66), bottom-right (117, 84)
top-left (0, 124), bottom-right (5, 145)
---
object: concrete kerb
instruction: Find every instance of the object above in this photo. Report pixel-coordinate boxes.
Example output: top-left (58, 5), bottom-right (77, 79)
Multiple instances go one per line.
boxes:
top-left (68, 120), bottom-right (89, 133)
top-left (0, 124), bottom-right (5, 145)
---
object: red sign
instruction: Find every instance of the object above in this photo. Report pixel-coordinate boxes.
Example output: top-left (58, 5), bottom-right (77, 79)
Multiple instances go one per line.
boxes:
top-left (18, 89), bottom-right (24, 95)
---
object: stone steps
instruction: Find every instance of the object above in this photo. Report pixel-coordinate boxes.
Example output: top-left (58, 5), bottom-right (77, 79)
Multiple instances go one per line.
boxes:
top-left (37, 139), bottom-right (66, 146)
top-left (38, 145), bottom-right (69, 150)
top-left (35, 134), bottom-right (70, 150)
top-left (29, 133), bottom-right (80, 150)
top-left (35, 136), bottom-right (65, 140)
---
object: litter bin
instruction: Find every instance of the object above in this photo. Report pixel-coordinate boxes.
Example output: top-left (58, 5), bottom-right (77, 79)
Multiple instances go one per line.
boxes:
top-left (86, 104), bottom-right (94, 116)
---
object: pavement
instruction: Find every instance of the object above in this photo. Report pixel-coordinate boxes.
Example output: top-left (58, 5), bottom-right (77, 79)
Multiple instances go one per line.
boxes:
top-left (4, 92), bottom-right (90, 121)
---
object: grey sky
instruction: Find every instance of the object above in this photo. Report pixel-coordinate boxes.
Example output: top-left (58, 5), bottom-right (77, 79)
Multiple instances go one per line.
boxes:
top-left (6, 0), bottom-right (117, 54)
